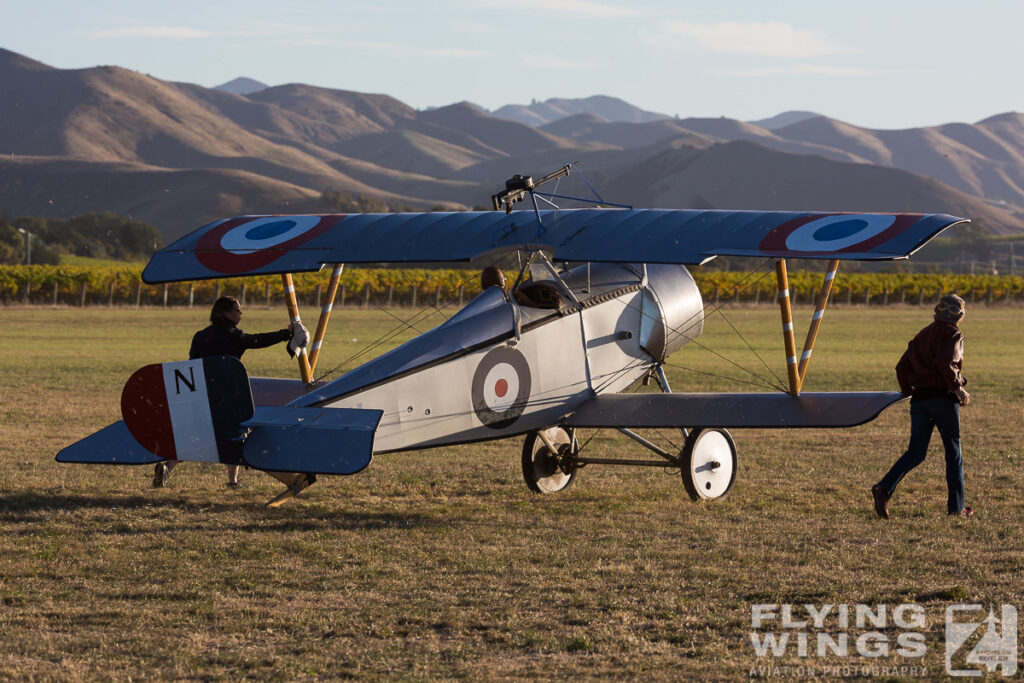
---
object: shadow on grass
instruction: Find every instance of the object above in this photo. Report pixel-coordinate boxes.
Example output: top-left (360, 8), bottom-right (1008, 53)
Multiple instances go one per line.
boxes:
top-left (0, 491), bottom-right (440, 533)
top-left (0, 491), bottom-right (253, 517)
top-left (240, 510), bottom-right (440, 533)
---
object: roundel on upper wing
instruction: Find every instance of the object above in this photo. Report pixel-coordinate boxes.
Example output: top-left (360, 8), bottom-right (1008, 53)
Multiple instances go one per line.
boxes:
top-left (472, 346), bottom-right (532, 430)
top-left (196, 215), bottom-right (345, 274)
top-left (758, 213), bottom-right (921, 255)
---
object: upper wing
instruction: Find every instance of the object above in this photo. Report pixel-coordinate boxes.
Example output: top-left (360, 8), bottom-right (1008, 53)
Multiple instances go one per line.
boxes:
top-left (142, 209), bottom-right (967, 283)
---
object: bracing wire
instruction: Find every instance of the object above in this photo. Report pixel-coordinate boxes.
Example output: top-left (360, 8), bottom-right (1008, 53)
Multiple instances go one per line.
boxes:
top-left (314, 280), bottom-right (469, 382)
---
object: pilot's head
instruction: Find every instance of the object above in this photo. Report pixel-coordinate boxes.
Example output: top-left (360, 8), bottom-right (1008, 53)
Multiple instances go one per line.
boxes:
top-left (211, 296), bottom-right (242, 327)
top-left (934, 293), bottom-right (965, 325)
top-left (481, 266), bottom-right (506, 291)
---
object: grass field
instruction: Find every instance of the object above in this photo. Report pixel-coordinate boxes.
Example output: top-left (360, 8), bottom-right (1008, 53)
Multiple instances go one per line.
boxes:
top-left (1, 303), bottom-right (1021, 679)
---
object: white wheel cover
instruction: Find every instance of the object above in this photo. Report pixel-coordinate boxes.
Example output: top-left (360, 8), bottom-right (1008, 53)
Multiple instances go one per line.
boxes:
top-left (689, 430), bottom-right (734, 499)
top-left (534, 428), bottom-right (571, 492)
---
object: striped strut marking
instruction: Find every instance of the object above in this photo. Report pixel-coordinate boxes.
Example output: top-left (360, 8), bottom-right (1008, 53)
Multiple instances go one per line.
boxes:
top-left (321, 303), bottom-right (334, 314)
top-left (778, 289), bottom-right (790, 300)
top-left (825, 270), bottom-right (837, 281)
top-left (787, 356), bottom-right (798, 366)
top-left (285, 284), bottom-right (295, 293)
top-left (311, 340), bottom-right (323, 351)
top-left (291, 316), bottom-right (301, 323)
top-left (783, 322), bottom-right (793, 331)
top-left (801, 350), bottom-right (813, 361)
top-left (812, 310), bottom-right (824, 320)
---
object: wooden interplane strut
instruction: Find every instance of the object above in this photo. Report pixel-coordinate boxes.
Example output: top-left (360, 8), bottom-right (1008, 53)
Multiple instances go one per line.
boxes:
top-left (775, 260), bottom-right (800, 396)
top-left (281, 273), bottom-right (313, 383)
top-left (774, 259), bottom-right (841, 396)
top-left (308, 264), bottom-right (344, 375)
top-left (797, 259), bottom-right (840, 386)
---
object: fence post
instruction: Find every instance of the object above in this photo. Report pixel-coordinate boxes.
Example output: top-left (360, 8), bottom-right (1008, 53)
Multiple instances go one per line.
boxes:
top-left (23, 281), bottom-right (31, 305)
top-left (363, 282), bottom-right (370, 307)
top-left (387, 284), bottom-right (393, 307)
top-left (215, 282), bottom-right (222, 303)
top-left (314, 284), bottom-right (322, 308)
top-left (240, 283), bottom-right (247, 307)
top-left (882, 288), bottom-right (888, 306)
top-left (52, 281), bottom-right (58, 306)
top-left (846, 286), bottom-right (852, 305)
top-left (188, 283), bottom-right (194, 308)
top-left (435, 284), bottom-right (441, 308)
top-left (864, 287), bottom-right (871, 306)
top-left (754, 286), bottom-right (760, 305)
top-left (900, 287), bottom-right (906, 304)
top-left (135, 282), bottom-right (142, 307)
top-left (339, 285), bottom-right (346, 308)
top-left (80, 282), bottom-right (87, 307)
top-left (108, 282), bottom-right (115, 307)
top-left (986, 288), bottom-right (993, 306)
top-left (265, 282), bottom-right (271, 307)
top-left (411, 285), bottom-right (417, 308)
top-left (458, 284), bottom-right (464, 307)
top-left (713, 286), bottom-right (719, 305)
top-left (162, 284), bottom-right (168, 307)
top-left (918, 289), bottom-right (924, 306)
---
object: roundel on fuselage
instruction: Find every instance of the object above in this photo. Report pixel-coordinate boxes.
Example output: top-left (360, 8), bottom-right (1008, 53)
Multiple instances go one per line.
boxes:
top-left (471, 346), bottom-right (531, 429)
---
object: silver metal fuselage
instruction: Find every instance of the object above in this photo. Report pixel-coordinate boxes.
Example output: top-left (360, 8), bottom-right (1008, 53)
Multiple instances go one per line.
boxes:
top-left (292, 263), bottom-right (704, 453)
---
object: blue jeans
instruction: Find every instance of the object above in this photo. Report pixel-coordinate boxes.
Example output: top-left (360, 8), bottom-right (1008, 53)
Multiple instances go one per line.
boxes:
top-left (878, 396), bottom-right (965, 514)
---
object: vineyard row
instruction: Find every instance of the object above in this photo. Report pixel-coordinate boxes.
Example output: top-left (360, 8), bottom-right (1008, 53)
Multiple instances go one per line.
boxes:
top-left (2, 265), bottom-right (1024, 308)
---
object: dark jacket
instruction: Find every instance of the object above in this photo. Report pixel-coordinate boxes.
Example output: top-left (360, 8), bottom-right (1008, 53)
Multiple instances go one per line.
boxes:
top-left (895, 321), bottom-right (965, 397)
top-left (189, 322), bottom-right (290, 360)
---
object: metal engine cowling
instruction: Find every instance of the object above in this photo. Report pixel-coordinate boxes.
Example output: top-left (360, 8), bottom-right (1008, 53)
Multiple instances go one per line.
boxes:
top-left (639, 264), bottom-right (704, 362)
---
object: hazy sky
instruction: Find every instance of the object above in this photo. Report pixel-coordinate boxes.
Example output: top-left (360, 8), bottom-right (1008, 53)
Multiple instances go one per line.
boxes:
top-left (3, 0), bottom-right (1021, 129)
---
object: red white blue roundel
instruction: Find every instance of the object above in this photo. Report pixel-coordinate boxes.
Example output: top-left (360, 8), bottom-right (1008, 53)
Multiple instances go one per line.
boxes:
top-left (759, 213), bottom-right (920, 255)
top-left (196, 215), bottom-right (344, 274)
top-left (472, 346), bottom-right (531, 429)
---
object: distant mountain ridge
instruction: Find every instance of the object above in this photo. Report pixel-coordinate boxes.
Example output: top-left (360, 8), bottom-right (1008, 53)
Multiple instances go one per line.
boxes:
top-left (2, 48), bottom-right (1022, 242)
top-left (215, 77), bottom-right (268, 95)
top-left (492, 95), bottom-right (670, 127)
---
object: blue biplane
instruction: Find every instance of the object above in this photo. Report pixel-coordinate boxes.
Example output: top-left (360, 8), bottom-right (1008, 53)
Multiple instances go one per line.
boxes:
top-left (58, 165), bottom-right (967, 505)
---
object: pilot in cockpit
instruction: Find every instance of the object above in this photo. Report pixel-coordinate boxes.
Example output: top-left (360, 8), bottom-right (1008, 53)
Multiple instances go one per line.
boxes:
top-left (480, 265), bottom-right (563, 310)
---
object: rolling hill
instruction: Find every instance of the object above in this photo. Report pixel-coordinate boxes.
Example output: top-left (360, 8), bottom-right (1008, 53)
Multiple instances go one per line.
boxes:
top-left (1, 47), bottom-right (1022, 243)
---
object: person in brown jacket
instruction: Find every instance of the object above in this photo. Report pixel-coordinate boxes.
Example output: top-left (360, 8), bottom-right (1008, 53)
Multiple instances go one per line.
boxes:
top-left (872, 294), bottom-right (972, 519)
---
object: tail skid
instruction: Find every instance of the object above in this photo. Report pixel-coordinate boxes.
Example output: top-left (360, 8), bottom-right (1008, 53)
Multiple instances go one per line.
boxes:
top-left (265, 471), bottom-right (318, 507)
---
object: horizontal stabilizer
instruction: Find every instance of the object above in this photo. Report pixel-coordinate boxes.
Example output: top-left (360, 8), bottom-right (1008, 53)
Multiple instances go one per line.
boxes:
top-left (565, 391), bottom-right (906, 429)
top-left (242, 406), bottom-right (383, 475)
top-left (56, 421), bottom-right (162, 464)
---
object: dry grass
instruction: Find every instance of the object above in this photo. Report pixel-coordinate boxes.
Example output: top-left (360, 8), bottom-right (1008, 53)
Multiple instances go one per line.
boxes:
top-left (1, 304), bottom-right (1021, 680)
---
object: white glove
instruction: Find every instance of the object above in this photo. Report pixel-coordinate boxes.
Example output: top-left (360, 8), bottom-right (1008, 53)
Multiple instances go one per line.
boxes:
top-left (287, 322), bottom-right (310, 358)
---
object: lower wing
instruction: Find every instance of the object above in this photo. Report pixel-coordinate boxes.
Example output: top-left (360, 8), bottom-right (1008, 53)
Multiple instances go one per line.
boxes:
top-left (565, 392), bottom-right (905, 429)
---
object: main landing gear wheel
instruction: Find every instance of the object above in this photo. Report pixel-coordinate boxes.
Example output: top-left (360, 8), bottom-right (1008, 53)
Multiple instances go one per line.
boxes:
top-left (680, 428), bottom-right (737, 501)
top-left (522, 427), bottom-right (578, 493)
